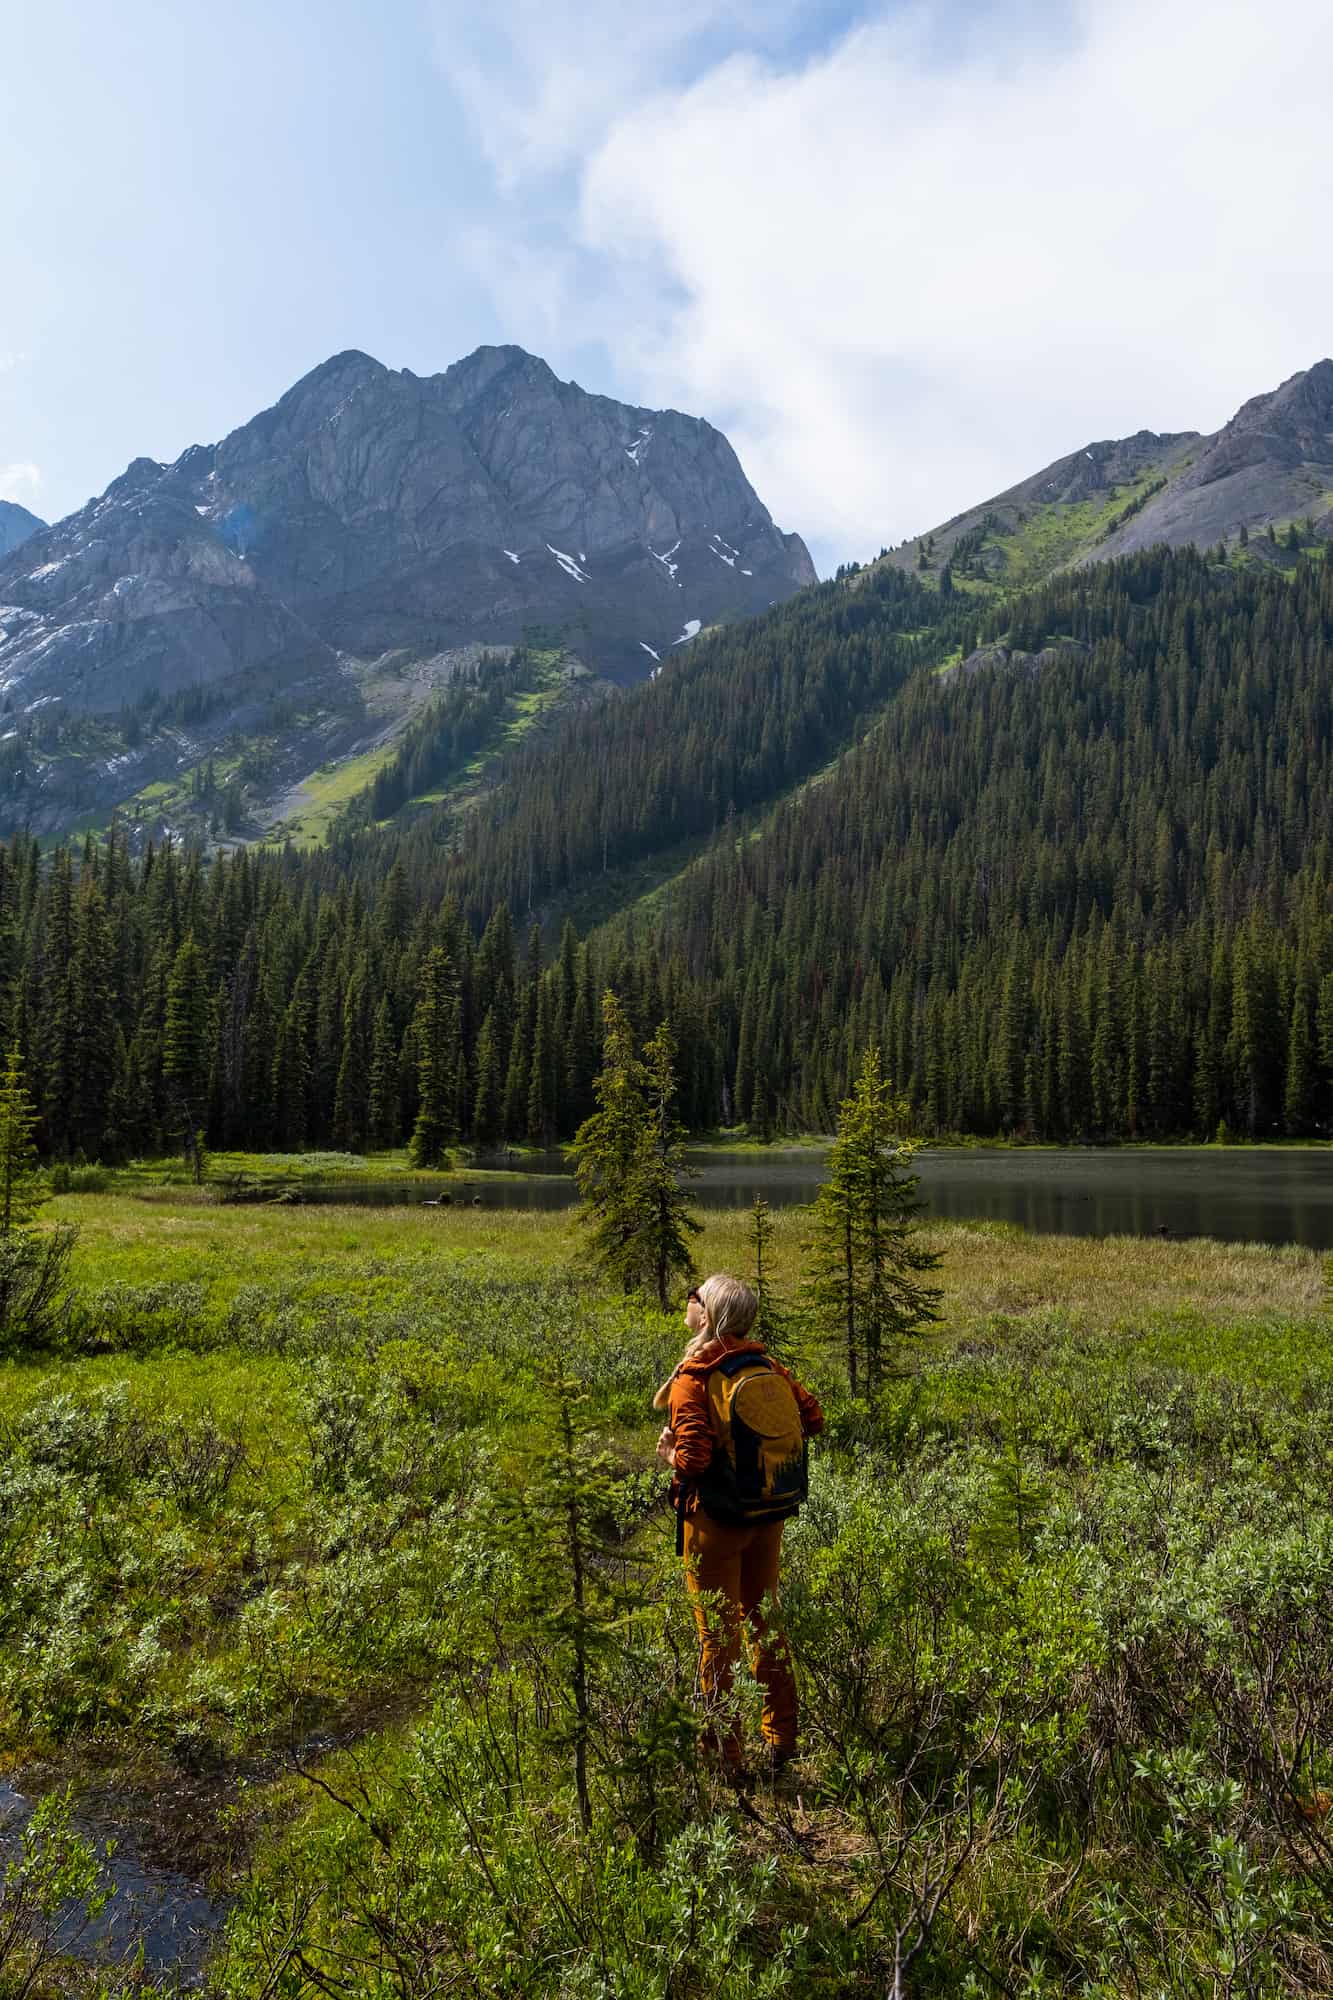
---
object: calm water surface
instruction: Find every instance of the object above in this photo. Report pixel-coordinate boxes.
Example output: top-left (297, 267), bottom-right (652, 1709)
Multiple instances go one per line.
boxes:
top-left (299, 1147), bottom-right (1333, 1249)
top-left (0, 1776), bottom-right (223, 1985)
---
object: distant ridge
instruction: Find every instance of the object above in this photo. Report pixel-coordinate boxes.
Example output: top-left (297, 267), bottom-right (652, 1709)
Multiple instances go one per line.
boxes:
top-left (876, 359), bottom-right (1333, 591)
top-left (0, 499), bottom-right (44, 559)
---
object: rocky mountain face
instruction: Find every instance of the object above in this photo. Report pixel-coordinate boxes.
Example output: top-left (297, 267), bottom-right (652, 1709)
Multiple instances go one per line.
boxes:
top-left (0, 500), bottom-right (44, 559)
top-left (878, 359), bottom-right (1333, 589)
top-left (1097, 359), bottom-right (1333, 558)
top-left (0, 346), bottom-right (814, 727)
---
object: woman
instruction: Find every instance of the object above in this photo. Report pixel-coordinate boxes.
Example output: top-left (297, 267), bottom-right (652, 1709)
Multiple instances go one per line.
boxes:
top-left (655, 1273), bottom-right (823, 1772)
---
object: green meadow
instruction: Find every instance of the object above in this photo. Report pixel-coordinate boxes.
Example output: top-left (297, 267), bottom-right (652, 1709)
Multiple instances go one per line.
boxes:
top-left (3, 1195), bottom-right (1332, 1996)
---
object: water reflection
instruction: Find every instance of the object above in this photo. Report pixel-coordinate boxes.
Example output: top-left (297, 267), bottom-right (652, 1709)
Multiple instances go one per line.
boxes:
top-left (916, 1147), bottom-right (1333, 1248)
top-left (292, 1147), bottom-right (1333, 1249)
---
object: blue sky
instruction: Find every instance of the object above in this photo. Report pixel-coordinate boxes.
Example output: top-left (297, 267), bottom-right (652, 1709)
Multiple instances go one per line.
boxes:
top-left (2, 0), bottom-right (1330, 573)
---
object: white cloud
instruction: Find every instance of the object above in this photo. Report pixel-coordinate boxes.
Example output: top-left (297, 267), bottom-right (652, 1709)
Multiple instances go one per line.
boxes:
top-left (0, 352), bottom-right (26, 375)
top-left (453, 0), bottom-right (1333, 567)
top-left (0, 462), bottom-right (41, 506)
top-left (428, 0), bottom-right (805, 183)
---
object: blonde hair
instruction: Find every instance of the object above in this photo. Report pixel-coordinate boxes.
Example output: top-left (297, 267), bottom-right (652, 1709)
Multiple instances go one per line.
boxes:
top-left (652, 1274), bottom-right (760, 1410)
top-left (699, 1273), bottom-right (758, 1345)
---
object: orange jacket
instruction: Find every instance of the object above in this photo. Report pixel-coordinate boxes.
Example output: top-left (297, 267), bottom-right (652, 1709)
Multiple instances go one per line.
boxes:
top-left (666, 1338), bottom-right (824, 1483)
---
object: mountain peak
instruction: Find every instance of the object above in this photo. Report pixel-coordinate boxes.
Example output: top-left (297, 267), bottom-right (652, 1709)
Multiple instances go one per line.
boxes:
top-left (438, 345), bottom-right (576, 415)
top-left (295, 347), bottom-right (385, 385)
top-left (268, 348), bottom-right (388, 415)
top-left (0, 340), bottom-right (814, 835)
top-left (448, 341), bottom-right (547, 378)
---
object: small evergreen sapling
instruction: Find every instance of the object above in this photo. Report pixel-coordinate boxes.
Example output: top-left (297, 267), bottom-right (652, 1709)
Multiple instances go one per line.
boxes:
top-left (747, 1193), bottom-right (790, 1353)
top-left (573, 999), bottom-right (700, 1305)
top-left (806, 1045), bottom-right (942, 1394)
top-left (497, 1369), bottom-right (636, 1830)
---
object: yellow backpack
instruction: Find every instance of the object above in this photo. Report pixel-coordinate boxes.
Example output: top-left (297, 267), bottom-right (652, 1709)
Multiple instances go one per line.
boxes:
top-left (695, 1352), bottom-right (808, 1526)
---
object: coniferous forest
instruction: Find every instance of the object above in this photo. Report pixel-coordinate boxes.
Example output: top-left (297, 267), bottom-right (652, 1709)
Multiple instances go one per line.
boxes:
top-left (3, 545), bottom-right (1332, 1158)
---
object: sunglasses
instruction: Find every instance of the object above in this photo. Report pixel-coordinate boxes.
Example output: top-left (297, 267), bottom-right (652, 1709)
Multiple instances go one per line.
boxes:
top-left (686, 1288), bottom-right (702, 1305)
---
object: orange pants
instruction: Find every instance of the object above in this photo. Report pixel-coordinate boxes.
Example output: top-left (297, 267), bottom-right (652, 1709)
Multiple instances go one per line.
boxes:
top-left (682, 1511), bottom-right (797, 1762)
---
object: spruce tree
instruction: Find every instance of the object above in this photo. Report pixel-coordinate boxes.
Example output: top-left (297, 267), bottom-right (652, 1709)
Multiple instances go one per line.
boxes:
top-left (332, 960), bottom-right (373, 1151)
top-left (162, 934), bottom-right (211, 1177)
top-left (502, 1025), bottom-right (530, 1145)
top-left (806, 1045), bottom-right (942, 1394)
top-left (238, 969), bottom-right (276, 1149)
top-left (0, 1045), bottom-right (75, 1354)
top-left (565, 947), bottom-right (599, 1134)
top-left (572, 993), bottom-right (650, 1295)
top-left (635, 1019), bottom-right (700, 1309)
top-left (1284, 965), bottom-right (1318, 1136)
top-left (272, 968), bottom-right (314, 1151)
top-left (70, 878), bottom-right (116, 1159)
top-left (472, 1006), bottom-right (505, 1150)
top-left (38, 850), bottom-right (77, 1157)
top-left (527, 979), bottom-right (555, 1147)
top-left (0, 1046), bottom-right (43, 1236)
top-left (409, 946), bottom-right (460, 1168)
top-left (367, 996), bottom-right (400, 1151)
top-left (495, 1370), bottom-right (637, 1829)
top-left (748, 1192), bottom-right (791, 1352)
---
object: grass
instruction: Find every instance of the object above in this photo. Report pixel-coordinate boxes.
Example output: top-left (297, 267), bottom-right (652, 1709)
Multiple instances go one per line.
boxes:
top-left (53, 1192), bottom-right (573, 1296)
top-left (382, 652), bottom-right (581, 824)
top-left (868, 449), bottom-right (1200, 600)
top-left (119, 1146), bottom-right (464, 1186)
top-left (5, 1193), bottom-right (1333, 1995)
top-left (296, 649), bottom-right (583, 843)
top-left (267, 739), bottom-right (404, 848)
top-left (41, 1192), bottom-right (1326, 1362)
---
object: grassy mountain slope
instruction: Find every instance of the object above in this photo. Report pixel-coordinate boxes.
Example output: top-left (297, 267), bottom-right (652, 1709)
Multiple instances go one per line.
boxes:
top-left (870, 359), bottom-right (1333, 605)
top-left (872, 430), bottom-right (1199, 597)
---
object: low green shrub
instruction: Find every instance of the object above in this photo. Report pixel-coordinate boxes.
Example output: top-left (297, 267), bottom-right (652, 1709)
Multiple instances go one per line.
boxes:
top-left (63, 1279), bottom-right (213, 1354)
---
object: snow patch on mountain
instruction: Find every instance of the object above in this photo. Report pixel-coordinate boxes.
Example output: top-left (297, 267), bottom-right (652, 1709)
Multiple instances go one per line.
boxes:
top-left (547, 544), bottom-right (589, 583)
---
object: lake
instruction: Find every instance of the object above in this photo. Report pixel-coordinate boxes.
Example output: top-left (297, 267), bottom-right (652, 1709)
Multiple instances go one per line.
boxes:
top-left (293, 1147), bottom-right (1333, 1250)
